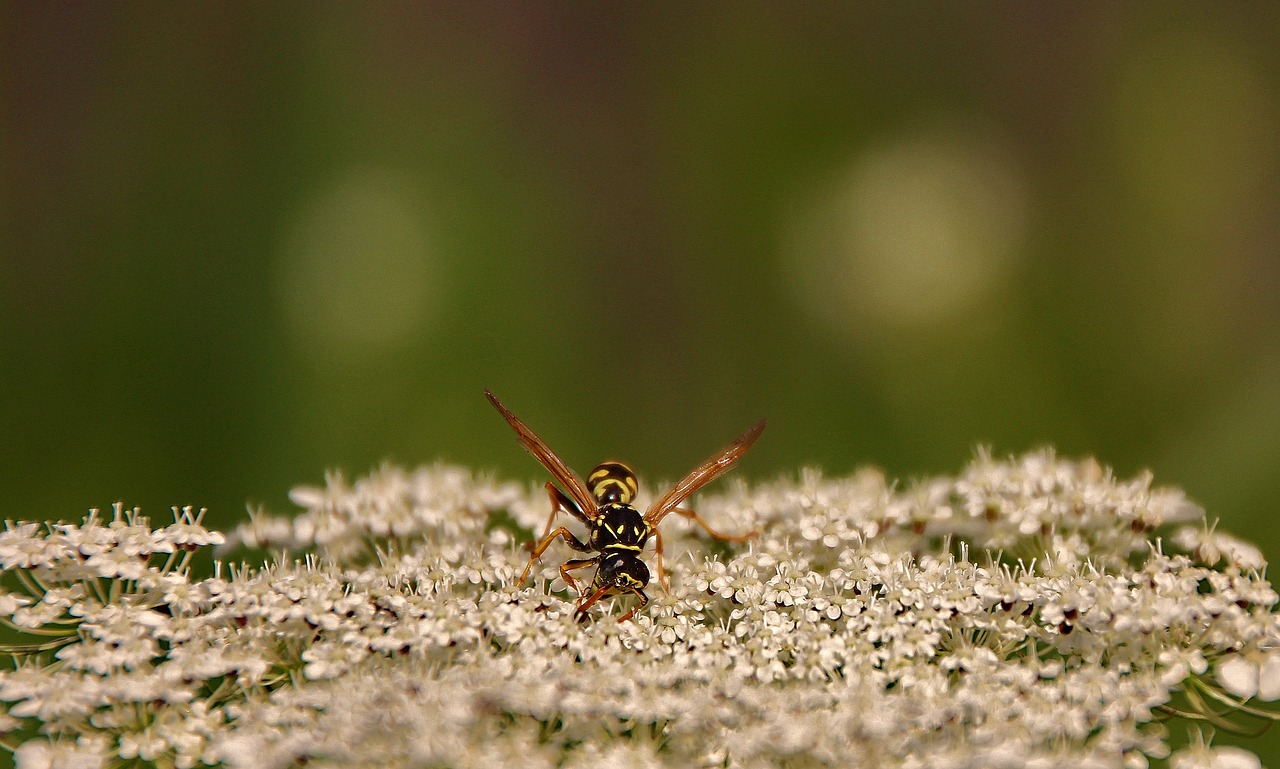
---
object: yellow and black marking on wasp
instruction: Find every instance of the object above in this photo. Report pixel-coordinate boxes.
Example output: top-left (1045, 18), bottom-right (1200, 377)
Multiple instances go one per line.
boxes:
top-left (486, 389), bottom-right (764, 623)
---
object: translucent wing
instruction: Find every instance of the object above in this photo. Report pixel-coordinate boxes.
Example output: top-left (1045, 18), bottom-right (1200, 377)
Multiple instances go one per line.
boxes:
top-left (486, 389), bottom-right (599, 519)
top-left (645, 418), bottom-right (766, 525)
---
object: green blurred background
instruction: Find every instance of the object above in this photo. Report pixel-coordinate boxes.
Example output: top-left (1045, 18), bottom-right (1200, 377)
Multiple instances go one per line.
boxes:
top-left (4, 4), bottom-right (1280, 536)
top-left (2, 2), bottom-right (1280, 761)
top-left (4, 4), bottom-right (1280, 533)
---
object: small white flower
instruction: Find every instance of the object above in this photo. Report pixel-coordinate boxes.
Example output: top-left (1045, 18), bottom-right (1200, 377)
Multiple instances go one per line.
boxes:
top-left (10, 602), bottom-right (64, 629)
top-left (118, 728), bottom-right (169, 761)
top-left (85, 547), bottom-right (152, 580)
top-left (14, 739), bottom-right (104, 769)
top-left (1174, 525), bottom-right (1267, 571)
top-left (1171, 743), bottom-right (1261, 769)
top-left (301, 640), bottom-right (369, 680)
top-left (0, 591), bottom-right (32, 616)
top-left (0, 523), bottom-right (56, 569)
top-left (164, 506), bottom-right (225, 548)
top-left (1216, 652), bottom-right (1280, 701)
top-left (9, 675), bottom-right (102, 720)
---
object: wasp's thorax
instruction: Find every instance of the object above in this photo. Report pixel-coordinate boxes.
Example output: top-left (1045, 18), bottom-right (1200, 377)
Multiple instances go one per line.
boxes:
top-left (589, 504), bottom-right (650, 552)
top-left (589, 504), bottom-right (652, 591)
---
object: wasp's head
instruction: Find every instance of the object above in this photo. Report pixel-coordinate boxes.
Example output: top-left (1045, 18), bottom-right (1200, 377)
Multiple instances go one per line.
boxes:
top-left (594, 552), bottom-right (650, 591)
top-left (587, 461), bottom-right (638, 505)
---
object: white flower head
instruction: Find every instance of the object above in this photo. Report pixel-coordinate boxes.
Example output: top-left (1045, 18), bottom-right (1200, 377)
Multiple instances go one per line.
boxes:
top-left (2, 450), bottom-right (1279, 768)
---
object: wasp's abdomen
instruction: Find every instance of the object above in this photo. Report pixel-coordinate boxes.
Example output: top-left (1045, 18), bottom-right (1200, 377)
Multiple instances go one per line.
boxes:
top-left (587, 461), bottom-right (639, 505)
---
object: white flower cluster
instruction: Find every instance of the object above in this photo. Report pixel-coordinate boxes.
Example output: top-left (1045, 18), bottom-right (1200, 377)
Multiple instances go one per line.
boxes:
top-left (2, 453), bottom-right (1279, 769)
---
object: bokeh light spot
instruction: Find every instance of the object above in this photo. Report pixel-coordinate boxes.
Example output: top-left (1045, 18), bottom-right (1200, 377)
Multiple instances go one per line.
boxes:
top-left (276, 167), bottom-right (442, 361)
top-left (784, 127), bottom-right (1028, 338)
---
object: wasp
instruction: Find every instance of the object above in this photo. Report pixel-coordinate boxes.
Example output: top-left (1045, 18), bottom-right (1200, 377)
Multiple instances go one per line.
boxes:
top-left (486, 389), bottom-right (764, 623)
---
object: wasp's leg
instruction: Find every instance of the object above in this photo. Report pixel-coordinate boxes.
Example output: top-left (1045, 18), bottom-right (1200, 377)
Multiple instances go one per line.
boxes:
top-left (616, 587), bottom-right (649, 623)
top-left (518, 527), bottom-right (592, 584)
top-left (559, 556), bottom-right (600, 598)
top-left (670, 507), bottom-right (758, 542)
top-left (526, 482), bottom-right (591, 552)
top-left (574, 584), bottom-right (613, 623)
top-left (653, 528), bottom-right (671, 592)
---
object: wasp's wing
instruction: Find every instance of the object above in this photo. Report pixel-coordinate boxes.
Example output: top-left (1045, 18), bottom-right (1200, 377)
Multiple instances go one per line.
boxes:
top-left (486, 389), bottom-right (599, 519)
top-left (645, 418), bottom-right (765, 525)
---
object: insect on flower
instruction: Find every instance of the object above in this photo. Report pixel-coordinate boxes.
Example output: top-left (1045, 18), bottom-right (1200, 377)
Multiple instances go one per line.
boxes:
top-left (486, 389), bottom-right (764, 623)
